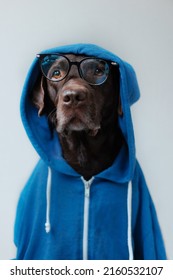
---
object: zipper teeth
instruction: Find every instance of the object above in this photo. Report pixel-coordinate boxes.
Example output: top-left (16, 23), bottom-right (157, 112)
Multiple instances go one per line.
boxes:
top-left (81, 177), bottom-right (94, 260)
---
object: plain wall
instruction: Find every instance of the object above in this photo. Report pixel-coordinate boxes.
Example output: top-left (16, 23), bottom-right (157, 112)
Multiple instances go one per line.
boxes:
top-left (0, 0), bottom-right (173, 259)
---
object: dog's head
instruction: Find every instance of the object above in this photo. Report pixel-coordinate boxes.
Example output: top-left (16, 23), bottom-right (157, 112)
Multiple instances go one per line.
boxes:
top-left (32, 54), bottom-right (121, 137)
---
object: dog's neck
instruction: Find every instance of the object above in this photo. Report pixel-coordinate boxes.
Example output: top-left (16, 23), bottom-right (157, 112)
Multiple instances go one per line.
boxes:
top-left (58, 117), bottom-right (124, 181)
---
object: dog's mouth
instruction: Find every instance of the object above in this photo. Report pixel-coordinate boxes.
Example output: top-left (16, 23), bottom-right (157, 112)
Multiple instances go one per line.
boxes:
top-left (68, 117), bottom-right (100, 136)
top-left (55, 109), bottom-right (101, 137)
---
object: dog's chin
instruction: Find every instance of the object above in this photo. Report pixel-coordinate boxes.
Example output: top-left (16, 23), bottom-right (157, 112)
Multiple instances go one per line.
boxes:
top-left (56, 118), bottom-right (100, 137)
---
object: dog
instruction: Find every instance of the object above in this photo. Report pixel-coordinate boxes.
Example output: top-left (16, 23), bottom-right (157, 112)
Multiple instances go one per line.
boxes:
top-left (14, 44), bottom-right (166, 260)
top-left (32, 54), bottom-right (124, 180)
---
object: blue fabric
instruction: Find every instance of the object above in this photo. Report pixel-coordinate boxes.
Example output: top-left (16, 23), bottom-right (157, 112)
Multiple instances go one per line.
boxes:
top-left (14, 43), bottom-right (166, 259)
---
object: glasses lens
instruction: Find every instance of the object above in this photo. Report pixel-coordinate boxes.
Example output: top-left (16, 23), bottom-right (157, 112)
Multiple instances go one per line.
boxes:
top-left (80, 59), bottom-right (109, 85)
top-left (40, 55), bottom-right (69, 81)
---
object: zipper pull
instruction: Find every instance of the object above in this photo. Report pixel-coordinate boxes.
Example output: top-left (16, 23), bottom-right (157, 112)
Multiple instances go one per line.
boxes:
top-left (85, 182), bottom-right (90, 198)
top-left (81, 177), bottom-right (94, 198)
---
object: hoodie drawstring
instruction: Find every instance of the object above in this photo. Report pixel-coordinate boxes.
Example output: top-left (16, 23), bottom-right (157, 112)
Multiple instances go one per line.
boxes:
top-left (45, 167), bottom-right (52, 233)
top-left (127, 181), bottom-right (133, 260)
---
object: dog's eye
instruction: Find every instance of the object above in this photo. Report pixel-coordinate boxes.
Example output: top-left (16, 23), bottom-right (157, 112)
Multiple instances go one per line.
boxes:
top-left (51, 69), bottom-right (62, 79)
top-left (94, 68), bottom-right (104, 76)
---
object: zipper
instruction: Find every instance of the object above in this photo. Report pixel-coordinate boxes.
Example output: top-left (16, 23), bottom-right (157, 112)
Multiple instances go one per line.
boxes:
top-left (81, 177), bottom-right (94, 260)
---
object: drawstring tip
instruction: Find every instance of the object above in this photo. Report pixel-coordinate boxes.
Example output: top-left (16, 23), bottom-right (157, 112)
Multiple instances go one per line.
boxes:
top-left (45, 222), bottom-right (51, 233)
top-left (45, 167), bottom-right (52, 234)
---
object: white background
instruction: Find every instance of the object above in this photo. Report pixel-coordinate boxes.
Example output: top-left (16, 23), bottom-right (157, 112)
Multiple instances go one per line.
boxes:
top-left (0, 0), bottom-right (172, 259)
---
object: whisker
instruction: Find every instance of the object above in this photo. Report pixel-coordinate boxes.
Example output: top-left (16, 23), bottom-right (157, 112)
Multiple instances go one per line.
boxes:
top-left (48, 108), bottom-right (56, 118)
top-left (47, 108), bottom-right (57, 124)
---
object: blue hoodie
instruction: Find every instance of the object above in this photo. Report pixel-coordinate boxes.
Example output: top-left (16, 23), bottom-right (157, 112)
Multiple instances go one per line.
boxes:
top-left (14, 43), bottom-right (166, 260)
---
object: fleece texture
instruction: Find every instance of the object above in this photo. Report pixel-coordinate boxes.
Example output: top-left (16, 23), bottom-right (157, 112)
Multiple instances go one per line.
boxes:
top-left (14, 43), bottom-right (166, 260)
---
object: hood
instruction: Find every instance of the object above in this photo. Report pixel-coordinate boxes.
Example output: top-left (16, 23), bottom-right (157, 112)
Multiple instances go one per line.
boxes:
top-left (20, 43), bottom-right (140, 183)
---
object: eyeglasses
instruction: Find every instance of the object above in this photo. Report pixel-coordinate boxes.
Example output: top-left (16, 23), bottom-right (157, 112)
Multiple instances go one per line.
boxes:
top-left (37, 54), bottom-right (118, 85)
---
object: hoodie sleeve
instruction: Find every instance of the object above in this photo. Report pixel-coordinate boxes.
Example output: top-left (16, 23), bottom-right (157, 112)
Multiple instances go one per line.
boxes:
top-left (133, 161), bottom-right (167, 260)
top-left (14, 160), bottom-right (48, 259)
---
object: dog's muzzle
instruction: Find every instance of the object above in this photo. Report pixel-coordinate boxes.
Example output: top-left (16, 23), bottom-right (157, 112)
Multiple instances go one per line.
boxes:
top-left (56, 82), bottom-right (101, 136)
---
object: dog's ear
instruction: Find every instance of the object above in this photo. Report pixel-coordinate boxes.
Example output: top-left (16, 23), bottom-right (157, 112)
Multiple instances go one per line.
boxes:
top-left (32, 75), bottom-right (46, 116)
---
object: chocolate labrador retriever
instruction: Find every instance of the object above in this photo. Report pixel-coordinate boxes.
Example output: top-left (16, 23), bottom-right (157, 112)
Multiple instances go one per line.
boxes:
top-left (32, 54), bottom-right (124, 180)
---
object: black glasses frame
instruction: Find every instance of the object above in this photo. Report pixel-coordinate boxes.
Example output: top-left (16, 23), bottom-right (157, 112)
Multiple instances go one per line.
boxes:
top-left (36, 53), bottom-right (118, 85)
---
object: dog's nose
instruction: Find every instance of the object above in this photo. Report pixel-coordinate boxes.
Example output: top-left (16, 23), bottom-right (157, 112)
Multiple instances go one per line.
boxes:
top-left (62, 90), bottom-right (86, 106)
